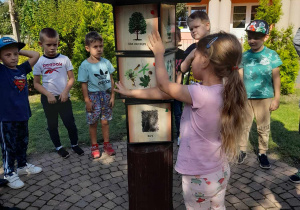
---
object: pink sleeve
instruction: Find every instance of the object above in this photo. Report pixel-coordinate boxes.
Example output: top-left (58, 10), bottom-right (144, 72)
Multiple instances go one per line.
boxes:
top-left (187, 83), bottom-right (205, 108)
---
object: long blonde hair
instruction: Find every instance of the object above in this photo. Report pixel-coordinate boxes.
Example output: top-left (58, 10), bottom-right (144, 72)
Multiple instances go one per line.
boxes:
top-left (196, 32), bottom-right (247, 161)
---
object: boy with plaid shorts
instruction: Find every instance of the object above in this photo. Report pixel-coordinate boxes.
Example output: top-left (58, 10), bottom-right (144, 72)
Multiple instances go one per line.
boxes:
top-left (78, 31), bottom-right (116, 159)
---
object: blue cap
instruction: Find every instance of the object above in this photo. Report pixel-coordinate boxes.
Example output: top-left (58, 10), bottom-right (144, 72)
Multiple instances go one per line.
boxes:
top-left (0, 37), bottom-right (25, 51)
top-left (245, 20), bottom-right (269, 35)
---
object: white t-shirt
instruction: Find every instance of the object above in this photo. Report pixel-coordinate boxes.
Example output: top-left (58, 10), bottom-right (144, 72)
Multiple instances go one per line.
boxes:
top-left (33, 54), bottom-right (73, 96)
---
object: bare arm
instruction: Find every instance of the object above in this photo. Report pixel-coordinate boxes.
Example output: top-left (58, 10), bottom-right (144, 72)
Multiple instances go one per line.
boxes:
top-left (270, 67), bottom-right (281, 111)
top-left (148, 31), bottom-right (192, 104)
top-left (115, 81), bottom-right (171, 100)
top-left (33, 75), bottom-right (57, 104)
top-left (176, 71), bottom-right (183, 84)
top-left (180, 49), bottom-right (195, 74)
top-left (59, 70), bottom-right (75, 102)
top-left (109, 75), bottom-right (115, 107)
top-left (81, 82), bottom-right (93, 112)
top-left (19, 50), bottom-right (40, 67)
top-left (238, 68), bottom-right (243, 81)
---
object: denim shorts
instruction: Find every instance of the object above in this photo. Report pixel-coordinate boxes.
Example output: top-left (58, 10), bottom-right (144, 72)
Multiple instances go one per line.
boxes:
top-left (86, 91), bottom-right (112, 124)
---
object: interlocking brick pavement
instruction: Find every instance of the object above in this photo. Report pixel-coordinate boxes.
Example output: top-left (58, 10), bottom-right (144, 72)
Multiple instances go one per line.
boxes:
top-left (0, 141), bottom-right (299, 209)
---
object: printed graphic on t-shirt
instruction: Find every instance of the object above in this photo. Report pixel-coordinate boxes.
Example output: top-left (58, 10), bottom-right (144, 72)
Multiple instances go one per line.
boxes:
top-left (242, 47), bottom-right (282, 98)
top-left (13, 74), bottom-right (27, 91)
top-left (43, 62), bottom-right (62, 74)
top-left (44, 67), bottom-right (60, 74)
top-left (188, 71), bottom-right (201, 84)
top-left (176, 59), bottom-right (183, 72)
top-left (94, 69), bottom-right (110, 85)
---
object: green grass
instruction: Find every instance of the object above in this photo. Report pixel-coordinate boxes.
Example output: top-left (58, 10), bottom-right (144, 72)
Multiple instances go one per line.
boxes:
top-left (27, 94), bottom-right (127, 155)
top-left (2, 90), bottom-right (300, 168)
top-left (249, 89), bottom-right (300, 167)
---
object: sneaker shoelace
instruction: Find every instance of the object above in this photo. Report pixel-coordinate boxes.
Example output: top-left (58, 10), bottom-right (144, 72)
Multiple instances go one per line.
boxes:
top-left (7, 173), bottom-right (19, 182)
top-left (91, 145), bottom-right (99, 151)
top-left (25, 163), bottom-right (34, 169)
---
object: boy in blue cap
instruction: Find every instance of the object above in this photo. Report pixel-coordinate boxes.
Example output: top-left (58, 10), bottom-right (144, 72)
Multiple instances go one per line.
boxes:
top-left (0, 37), bottom-right (42, 189)
top-left (238, 20), bottom-right (282, 169)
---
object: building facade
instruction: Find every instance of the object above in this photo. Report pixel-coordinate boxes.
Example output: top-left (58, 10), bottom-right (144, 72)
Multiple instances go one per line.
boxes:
top-left (179, 0), bottom-right (300, 50)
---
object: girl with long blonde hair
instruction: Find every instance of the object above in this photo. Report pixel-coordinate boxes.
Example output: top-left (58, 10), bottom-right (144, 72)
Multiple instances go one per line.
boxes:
top-left (115, 31), bottom-right (247, 209)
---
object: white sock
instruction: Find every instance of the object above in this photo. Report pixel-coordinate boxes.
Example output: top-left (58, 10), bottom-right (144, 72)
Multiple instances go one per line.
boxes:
top-left (56, 146), bottom-right (63, 151)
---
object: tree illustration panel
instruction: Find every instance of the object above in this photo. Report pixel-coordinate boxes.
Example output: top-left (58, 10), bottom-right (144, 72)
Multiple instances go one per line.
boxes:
top-left (127, 103), bottom-right (172, 143)
top-left (118, 53), bottom-right (175, 94)
top-left (160, 4), bottom-right (176, 50)
top-left (115, 4), bottom-right (158, 51)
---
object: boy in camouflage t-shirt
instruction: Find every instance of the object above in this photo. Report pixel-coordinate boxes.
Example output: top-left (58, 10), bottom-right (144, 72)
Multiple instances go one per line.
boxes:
top-left (238, 20), bottom-right (282, 169)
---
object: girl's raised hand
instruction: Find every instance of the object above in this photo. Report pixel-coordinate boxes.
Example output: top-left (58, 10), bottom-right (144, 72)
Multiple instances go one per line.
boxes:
top-left (148, 31), bottom-right (165, 56)
top-left (114, 81), bottom-right (131, 97)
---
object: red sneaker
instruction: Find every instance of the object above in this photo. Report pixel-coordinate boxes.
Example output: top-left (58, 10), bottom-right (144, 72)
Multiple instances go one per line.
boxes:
top-left (91, 144), bottom-right (101, 159)
top-left (103, 143), bottom-right (116, 156)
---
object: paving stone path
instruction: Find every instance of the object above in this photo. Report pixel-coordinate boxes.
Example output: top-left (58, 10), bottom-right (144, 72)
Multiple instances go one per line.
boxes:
top-left (0, 141), bottom-right (299, 210)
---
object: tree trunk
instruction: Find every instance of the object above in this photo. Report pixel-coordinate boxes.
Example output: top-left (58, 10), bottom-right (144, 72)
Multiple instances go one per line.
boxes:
top-left (8, 0), bottom-right (20, 42)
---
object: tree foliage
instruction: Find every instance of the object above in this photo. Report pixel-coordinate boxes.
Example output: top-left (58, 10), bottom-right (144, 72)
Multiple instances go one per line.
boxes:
top-left (128, 12), bottom-right (147, 40)
top-left (0, 2), bottom-right (13, 35)
top-left (255, 0), bottom-right (282, 25)
top-left (176, 3), bottom-right (187, 21)
top-left (72, 1), bottom-right (115, 99)
top-left (265, 27), bottom-right (299, 95)
top-left (13, 0), bottom-right (115, 98)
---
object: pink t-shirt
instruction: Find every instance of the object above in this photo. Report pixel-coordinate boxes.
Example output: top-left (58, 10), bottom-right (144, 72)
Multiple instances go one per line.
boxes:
top-left (175, 83), bottom-right (226, 175)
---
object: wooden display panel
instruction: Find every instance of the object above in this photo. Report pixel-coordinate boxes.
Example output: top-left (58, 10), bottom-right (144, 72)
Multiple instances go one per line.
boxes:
top-left (127, 103), bottom-right (172, 143)
top-left (160, 4), bottom-right (176, 50)
top-left (117, 53), bottom-right (175, 92)
top-left (114, 4), bottom-right (158, 51)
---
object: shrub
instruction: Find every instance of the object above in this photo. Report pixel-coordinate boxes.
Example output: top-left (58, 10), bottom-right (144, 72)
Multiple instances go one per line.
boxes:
top-left (71, 2), bottom-right (116, 100)
top-left (16, 0), bottom-right (116, 97)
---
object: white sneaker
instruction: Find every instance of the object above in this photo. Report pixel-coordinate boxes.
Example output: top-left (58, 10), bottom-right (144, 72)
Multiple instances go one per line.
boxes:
top-left (17, 163), bottom-right (42, 176)
top-left (4, 172), bottom-right (24, 189)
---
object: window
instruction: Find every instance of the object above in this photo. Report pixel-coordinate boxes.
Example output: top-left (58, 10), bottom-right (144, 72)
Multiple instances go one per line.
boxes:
top-left (190, 6), bottom-right (206, 14)
top-left (251, 5), bottom-right (259, 21)
top-left (178, 12), bottom-right (188, 29)
top-left (233, 6), bottom-right (246, 28)
top-left (179, 5), bottom-right (207, 31)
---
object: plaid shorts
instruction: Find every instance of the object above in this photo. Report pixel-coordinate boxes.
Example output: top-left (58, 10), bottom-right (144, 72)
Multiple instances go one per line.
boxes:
top-left (86, 91), bottom-right (112, 124)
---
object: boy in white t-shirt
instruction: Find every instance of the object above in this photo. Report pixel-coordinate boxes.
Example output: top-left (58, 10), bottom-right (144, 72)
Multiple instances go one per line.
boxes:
top-left (33, 28), bottom-right (84, 158)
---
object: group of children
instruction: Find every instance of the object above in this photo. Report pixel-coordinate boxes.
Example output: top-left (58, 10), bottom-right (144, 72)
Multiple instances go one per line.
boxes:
top-left (0, 9), bottom-right (297, 209)
top-left (0, 28), bottom-right (115, 189)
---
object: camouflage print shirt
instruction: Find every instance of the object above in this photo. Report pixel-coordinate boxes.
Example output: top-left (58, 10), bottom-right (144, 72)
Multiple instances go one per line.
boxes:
top-left (240, 46), bottom-right (282, 99)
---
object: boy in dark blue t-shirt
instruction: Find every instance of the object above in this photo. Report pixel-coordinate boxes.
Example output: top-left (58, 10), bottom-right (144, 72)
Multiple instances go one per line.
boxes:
top-left (0, 37), bottom-right (42, 189)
